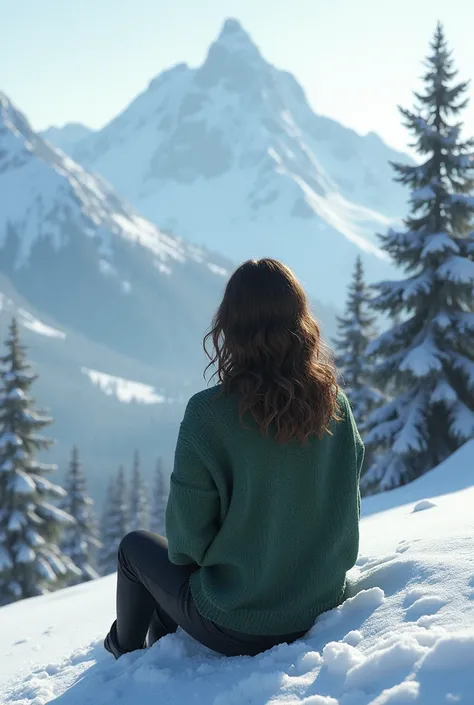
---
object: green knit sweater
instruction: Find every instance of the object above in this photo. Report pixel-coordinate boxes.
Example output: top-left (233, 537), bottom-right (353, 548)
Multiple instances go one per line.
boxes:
top-left (166, 386), bottom-right (364, 636)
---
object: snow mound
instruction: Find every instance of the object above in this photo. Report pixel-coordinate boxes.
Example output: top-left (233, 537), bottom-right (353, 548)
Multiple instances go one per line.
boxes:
top-left (81, 367), bottom-right (169, 404)
top-left (1, 460), bottom-right (473, 704)
top-left (412, 499), bottom-right (437, 513)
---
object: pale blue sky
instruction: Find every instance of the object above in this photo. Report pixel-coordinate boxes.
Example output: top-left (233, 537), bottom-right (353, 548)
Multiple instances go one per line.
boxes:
top-left (2, 0), bottom-right (474, 151)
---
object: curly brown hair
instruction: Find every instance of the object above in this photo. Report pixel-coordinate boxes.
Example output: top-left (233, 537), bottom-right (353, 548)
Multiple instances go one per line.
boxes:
top-left (204, 258), bottom-right (340, 443)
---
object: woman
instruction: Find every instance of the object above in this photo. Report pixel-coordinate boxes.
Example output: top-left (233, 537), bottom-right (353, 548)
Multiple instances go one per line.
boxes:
top-left (104, 258), bottom-right (364, 659)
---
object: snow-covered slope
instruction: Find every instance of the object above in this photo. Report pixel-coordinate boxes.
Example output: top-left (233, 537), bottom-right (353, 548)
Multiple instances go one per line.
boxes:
top-left (74, 19), bottom-right (411, 304)
top-left (1, 444), bottom-right (473, 705)
top-left (363, 439), bottom-right (474, 516)
top-left (41, 123), bottom-right (93, 152)
top-left (0, 91), bottom-right (233, 490)
top-left (0, 277), bottom-right (189, 497)
top-left (0, 89), bottom-right (232, 372)
top-left (0, 90), bottom-right (336, 363)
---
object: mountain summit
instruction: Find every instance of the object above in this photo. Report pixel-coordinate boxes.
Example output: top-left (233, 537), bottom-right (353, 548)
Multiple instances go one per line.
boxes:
top-left (212, 17), bottom-right (263, 60)
top-left (219, 17), bottom-right (247, 35)
top-left (71, 19), bottom-right (410, 303)
top-left (217, 17), bottom-right (254, 42)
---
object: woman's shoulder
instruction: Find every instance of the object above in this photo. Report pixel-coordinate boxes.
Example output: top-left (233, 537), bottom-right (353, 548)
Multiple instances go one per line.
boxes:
top-left (183, 385), bottom-right (225, 425)
top-left (187, 385), bottom-right (222, 410)
top-left (336, 388), bottom-right (350, 416)
top-left (331, 389), bottom-right (360, 435)
top-left (334, 388), bottom-right (363, 445)
top-left (180, 386), bottom-right (230, 447)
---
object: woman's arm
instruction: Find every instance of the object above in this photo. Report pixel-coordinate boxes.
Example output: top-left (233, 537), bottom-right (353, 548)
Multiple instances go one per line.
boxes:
top-left (166, 406), bottom-right (220, 566)
top-left (340, 392), bottom-right (365, 516)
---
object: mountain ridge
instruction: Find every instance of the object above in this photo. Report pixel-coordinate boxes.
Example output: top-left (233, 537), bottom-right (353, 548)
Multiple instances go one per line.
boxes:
top-left (0, 90), bottom-right (231, 368)
top-left (0, 92), bottom-right (231, 492)
top-left (0, 90), bottom-right (338, 496)
top-left (70, 18), bottom-right (411, 304)
top-left (41, 123), bottom-right (93, 152)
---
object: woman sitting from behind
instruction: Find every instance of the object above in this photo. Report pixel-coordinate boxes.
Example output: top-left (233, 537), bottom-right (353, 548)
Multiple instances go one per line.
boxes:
top-left (105, 258), bottom-right (364, 659)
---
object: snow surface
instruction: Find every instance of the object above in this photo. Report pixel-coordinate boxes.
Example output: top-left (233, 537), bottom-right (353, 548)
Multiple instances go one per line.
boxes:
top-left (1, 442), bottom-right (473, 704)
top-left (81, 367), bottom-right (168, 405)
top-left (18, 310), bottom-right (66, 341)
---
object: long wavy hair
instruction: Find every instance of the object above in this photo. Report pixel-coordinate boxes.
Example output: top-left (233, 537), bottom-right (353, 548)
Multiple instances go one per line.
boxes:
top-left (204, 258), bottom-right (340, 443)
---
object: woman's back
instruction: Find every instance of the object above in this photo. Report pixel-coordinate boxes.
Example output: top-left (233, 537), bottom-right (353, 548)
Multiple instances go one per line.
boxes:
top-left (166, 385), bottom-right (364, 636)
top-left (105, 258), bottom-right (364, 660)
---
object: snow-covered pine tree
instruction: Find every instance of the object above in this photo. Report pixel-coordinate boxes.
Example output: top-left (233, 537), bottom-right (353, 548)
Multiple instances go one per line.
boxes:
top-left (129, 451), bottom-right (149, 531)
top-left (0, 318), bottom-right (75, 604)
top-left (333, 256), bottom-right (382, 431)
top-left (59, 446), bottom-right (100, 585)
top-left (363, 23), bottom-right (474, 493)
top-left (98, 467), bottom-right (129, 575)
top-left (150, 457), bottom-right (168, 536)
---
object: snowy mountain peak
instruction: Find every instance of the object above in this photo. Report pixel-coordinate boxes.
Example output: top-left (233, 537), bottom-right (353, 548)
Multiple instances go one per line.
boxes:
top-left (0, 90), bottom-right (14, 116)
top-left (0, 94), bottom-right (234, 397)
top-left (0, 91), bottom-right (62, 180)
top-left (214, 17), bottom-right (259, 53)
top-left (0, 92), bottom-right (34, 139)
top-left (219, 17), bottom-right (246, 37)
top-left (72, 22), bottom-right (412, 304)
top-left (200, 18), bottom-right (267, 91)
top-left (0, 91), bottom-right (231, 279)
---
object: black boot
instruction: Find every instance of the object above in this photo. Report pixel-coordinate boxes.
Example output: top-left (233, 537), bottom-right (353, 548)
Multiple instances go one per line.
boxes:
top-left (104, 620), bottom-right (147, 659)
top-left (146, 607), bottom-right (179, 648)
top-left (104, 621), bottom-right (129, 660)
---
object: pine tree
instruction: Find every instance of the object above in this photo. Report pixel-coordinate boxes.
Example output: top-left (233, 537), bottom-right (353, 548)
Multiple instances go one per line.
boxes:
top-left (333, 256), bottom-right (382, 431)
top-left (0, 319), bottom-right (74, 604)
top-left (129, 451), bottom-right (149, 531)
top-left (363, 24), bottom-right (474, 493)
top-left (59, 446), bottom-right (100, 585)
top-left (150, 457), bottom-right (168, 536)
top-left (98, 478), bottom-right (116, 576)
top-left (99, 466), bottom-right (129, 575)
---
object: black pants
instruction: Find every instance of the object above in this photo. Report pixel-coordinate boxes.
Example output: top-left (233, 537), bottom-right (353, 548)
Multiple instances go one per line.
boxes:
top-left (111, 530), bottom-right (306, 658)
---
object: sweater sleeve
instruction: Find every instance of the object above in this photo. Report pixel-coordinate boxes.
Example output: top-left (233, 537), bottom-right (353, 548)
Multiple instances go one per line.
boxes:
top-left (340, 393), bottom-right (365, 475)
top-left (166, 401), bottom-right (220, 566)
top-left (340, 392), bottom-right (365, 516)
top-left (355, 431), bottom-right (364, 519)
